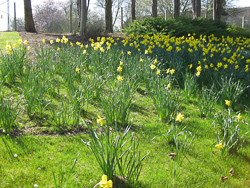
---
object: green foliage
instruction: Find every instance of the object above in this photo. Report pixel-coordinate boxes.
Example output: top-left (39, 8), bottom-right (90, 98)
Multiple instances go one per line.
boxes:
top-left (124, 16), bottom-right (250, 39)
top-left (214, 109), bottom-right (249, 154)
top-left (83, 121), bottom-right (147, 185)
top-left (0, 97), bottom-right (21, 135)
top-left (197, 86), bottom-right (220, 117)
top-left (227, 24), bottom-right (250, 38)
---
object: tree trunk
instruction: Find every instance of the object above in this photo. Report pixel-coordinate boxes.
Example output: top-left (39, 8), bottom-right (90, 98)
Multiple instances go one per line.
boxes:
top-left (131, 0), bottom-right (136, 21)
top-left (80, 0), bottom-right (87, 38)
top-left (173, 0), bottom-right (180, 18)
top-left (152, 0), bottom-right (157, 17)
top-left (105, 0), bottom-right (113, 33)
top-left (213, 0), bottom-right (223, 20)
top-left (192, 0), bottom-right (201, 18)
top-left (24, 0), bottom-right (36, 32)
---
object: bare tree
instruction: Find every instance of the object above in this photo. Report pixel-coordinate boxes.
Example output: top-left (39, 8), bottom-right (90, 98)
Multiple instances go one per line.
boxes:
top-left (173, 0), bottom-right (180, 18)
top-left (131, 0), bottom-right (136, 21)
top-left (24, 0), bottom-right (36, 32)
top-left (95, 0), bottom-right (127, 29)
top-left (213, 0), bottom-right (223, 19)
top-left (192, 0), bottom-right (201, 18)
top-left (152, 0), bottom-right (157, 17)
top-left (105, 0), bottom-right (113, 32)
top-left (80, 0), bottom-right (87, 37)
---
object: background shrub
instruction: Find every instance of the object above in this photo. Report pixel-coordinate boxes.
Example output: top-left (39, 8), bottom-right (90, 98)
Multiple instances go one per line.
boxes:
top-left (123, 16), bottom-right (250, 38)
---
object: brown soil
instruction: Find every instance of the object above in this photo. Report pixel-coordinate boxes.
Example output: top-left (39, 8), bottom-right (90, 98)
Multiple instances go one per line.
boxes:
top-left (18, 31), bottom-right (127, 52)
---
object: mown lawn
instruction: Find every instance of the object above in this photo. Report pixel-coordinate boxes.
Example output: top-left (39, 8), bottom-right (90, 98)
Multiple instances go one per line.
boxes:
top-left (0, 32), bottom-right (20, 49)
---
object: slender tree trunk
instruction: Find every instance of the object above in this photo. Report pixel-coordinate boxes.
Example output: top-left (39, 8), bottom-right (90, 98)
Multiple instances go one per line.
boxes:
top-left (80, 0), bottom-right (87, 38)
top-left (173, 0), bottom-right (180, 18)
top-left (105, 0), bottom-right (113, 33)
top-left (24, 0), bottom-right (36, 32)
top-left (152, 0), bottom-right (157, 17)
top-left (192, 0), bottom-right (201, 18)
top-left (131, 0), bottom-right (136, 21)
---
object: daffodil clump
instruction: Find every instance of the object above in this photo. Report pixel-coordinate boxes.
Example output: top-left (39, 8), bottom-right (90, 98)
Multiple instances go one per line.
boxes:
top-left (117, 33), bottom-right (250, 88)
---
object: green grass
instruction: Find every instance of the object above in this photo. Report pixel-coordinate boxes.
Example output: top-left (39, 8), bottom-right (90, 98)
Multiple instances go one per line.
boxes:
top-left (0, 32), bottom-right (20, 49)
top-left (0, 32), bottom-right (250, 188)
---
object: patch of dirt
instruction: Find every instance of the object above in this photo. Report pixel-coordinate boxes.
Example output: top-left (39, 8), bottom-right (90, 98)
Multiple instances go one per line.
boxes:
top-left (18, 31), bottom-right (127, 50)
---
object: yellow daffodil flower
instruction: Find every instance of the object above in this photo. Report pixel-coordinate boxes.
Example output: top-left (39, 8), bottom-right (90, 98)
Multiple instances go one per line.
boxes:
top-left (150, 64), bottom-right (156, 70)
top-left (225, 100), bottom-right (230, 106)
top-left (98, 175), bottom-right (113, 188)
top-left (117, 75), bottom-right (123, 81)
top-left (97, 115), bottom-right (103, 126)
top-left (215, 143), bottom-right (223, 149)
top-left (176, 113), bottom-right (184, 122)
top-left (117, 66), bottom-right (122, 72)
top-left (196, 66), bottom-right (202, 72)
top-left (237, 113), bottom-right (242, 122)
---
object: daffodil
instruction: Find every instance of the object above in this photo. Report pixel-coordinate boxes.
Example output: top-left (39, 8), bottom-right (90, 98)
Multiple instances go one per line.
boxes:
top-left (120, 61), bottom-right (123, 66)
top-left (167, 84), bottom-right (171, 89)
top-left (57, 47), bottom-right (61, 51)
top-left (42, 39), bottom-right (46, 43)
top-left (170, 69), bottom-right (175, 75)
top-left (97, 115), bottom-right (103, 126)
top-left (117, 66), bottom-right (122, 72)
top-left (76, 68), bottom-right (80, 73)
top-left (150, 64), bottom-right (156, 70)
top-left (83, 50), bottom-right (87, 54)
top-left (237, 113), bottom-right (242, 122)
top-left (18, 39), bottom-right (22, 43)
top-left (127, 51), bottom-right (131, 55)
top-left (50, 40), bottom-right (54, 44)
top-left (196, 71), bottom-right (200, 77)
top-left (56, 38), bottom-right (60, 42)
top-left (23, 40), bottom-right (28, 44)
top-left (98, 175), bottom-right (113, 188)
top-left (176, 113), bottom-right (184, 122)
top-left (156, 69), bottom-right (160, 75)
top-left (117, 75), bottom-right (123, 81)
top-left (215, 143), bottom-right (223, 149)
top-left (196, 66), bottom-right (202, 72)
top-left (225, 100), bottom-right (230, 106)
top-left (27, 46), bottom-right (31, 50)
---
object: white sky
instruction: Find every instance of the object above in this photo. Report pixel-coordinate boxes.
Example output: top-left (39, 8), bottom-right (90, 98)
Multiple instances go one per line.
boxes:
top-left (0, 0), bottom-right (250, 31)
